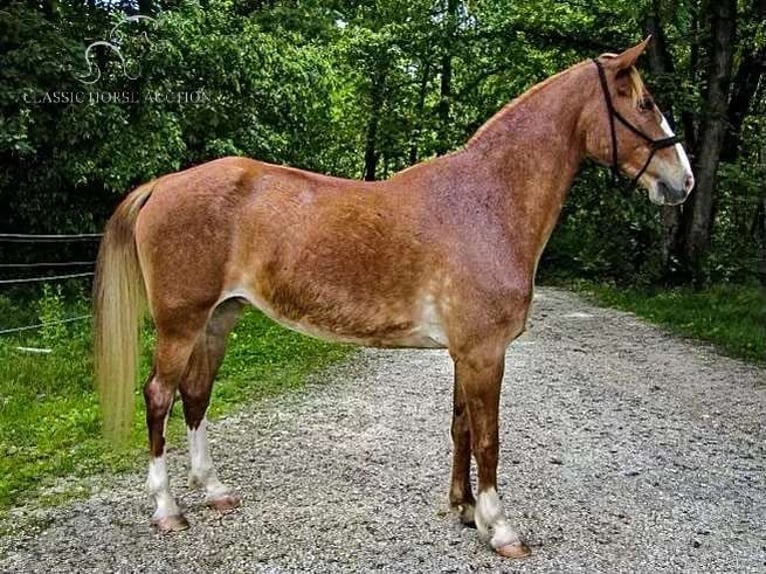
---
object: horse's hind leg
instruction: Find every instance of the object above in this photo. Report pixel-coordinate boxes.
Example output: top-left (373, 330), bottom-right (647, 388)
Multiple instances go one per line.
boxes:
top-left (180, 298), bottom-right (244, 513)
top-left (144, 329), bottom-right (202, 532)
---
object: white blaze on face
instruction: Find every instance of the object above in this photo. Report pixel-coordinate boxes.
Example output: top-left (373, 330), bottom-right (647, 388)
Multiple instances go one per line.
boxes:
top-left (660, 113), bottom-right (693, 180)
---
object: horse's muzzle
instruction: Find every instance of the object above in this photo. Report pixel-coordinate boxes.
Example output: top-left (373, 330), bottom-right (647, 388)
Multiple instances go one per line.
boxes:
top-left (658, 181), bottom-right (689, 206)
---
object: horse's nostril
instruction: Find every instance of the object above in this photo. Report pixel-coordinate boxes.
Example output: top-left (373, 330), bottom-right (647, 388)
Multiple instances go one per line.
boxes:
top-left (684, 174), bottom-right (695, 192)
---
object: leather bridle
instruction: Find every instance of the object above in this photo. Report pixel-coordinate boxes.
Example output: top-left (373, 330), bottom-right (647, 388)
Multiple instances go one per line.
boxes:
top-left (592, 58), bottom-right (683, 187)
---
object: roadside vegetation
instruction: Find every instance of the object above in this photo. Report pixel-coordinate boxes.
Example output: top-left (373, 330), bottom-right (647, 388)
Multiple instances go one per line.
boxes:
top-left (565, 281), bottom-right (765, 365)
top-left (0, 285), bottom-right (350, 514)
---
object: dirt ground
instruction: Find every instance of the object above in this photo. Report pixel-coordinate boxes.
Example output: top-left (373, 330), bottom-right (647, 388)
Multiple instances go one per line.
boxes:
top-left (1, 287), bottom-right (764, 573)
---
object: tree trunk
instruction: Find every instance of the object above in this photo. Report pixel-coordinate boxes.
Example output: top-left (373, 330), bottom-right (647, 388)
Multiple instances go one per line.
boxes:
top-left (760, 195), bottom-right (766, 290)
top-left (409, 60), bottom-right (432, 165)
top-left (643, 0), bottom-right (675, 99)
top-left (42, 0), bottom-right (59, 20)
top-left (138, 0), bottom-right (155, 15)
top-left (682, 0), bottom-right (701, 151)
top-left (643, 1), bottom-right (684, 282)
top-left (759, 190), bottom-right (766, 289)
top-left (363, 68), bottom-right (386, 181)
top-left (721, 0), bottom-right (766, 161)
top-left (675, 0), bottom-right (737, 285)
top-left (759, 137), bottom-right (766, 289)
top-left (436, 0), bottom-right (458, 155)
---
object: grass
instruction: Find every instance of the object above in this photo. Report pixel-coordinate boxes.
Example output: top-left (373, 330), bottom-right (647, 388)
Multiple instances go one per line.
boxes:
top-left (569, 281), bottom-right (765, 364)
top-left (0, 287), bottom-right (351, 516)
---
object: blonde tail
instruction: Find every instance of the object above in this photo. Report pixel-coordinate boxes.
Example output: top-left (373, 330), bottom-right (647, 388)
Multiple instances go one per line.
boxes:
top-left (93, 184), bottom-right (153, 442)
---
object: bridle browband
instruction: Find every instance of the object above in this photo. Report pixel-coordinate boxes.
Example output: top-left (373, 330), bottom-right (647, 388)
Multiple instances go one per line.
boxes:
top-left (592, 58), bottom-right (683, 188)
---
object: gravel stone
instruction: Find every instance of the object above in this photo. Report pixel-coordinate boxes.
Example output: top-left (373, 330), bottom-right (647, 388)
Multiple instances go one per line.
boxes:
top-left (1, 287), bottom-right (764, 573)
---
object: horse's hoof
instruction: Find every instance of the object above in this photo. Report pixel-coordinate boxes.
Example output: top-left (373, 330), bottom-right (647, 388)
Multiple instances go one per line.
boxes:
top-left (153, 514), bottom-right (190, 533)
top-left (207, 493), bottom-right (240, 514)
top-left (454, 503), bottom-right (476, 528)
top-left (495, 541), bottom-right (532, 559)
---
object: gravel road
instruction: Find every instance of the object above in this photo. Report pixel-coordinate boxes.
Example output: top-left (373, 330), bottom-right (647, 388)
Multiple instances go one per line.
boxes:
top-left (1, 287), bottom-right (764, 573)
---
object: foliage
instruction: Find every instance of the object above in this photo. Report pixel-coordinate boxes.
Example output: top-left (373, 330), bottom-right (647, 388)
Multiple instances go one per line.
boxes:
top-left (2, 0), bottom-right (763, 285)
top-left (35, 284), bottom-right (68, 347)
top-left (543, 166), bottom-right (667, 286)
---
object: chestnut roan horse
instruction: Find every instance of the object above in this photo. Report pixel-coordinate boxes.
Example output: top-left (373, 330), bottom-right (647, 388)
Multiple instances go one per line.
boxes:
top-left (94, 39), bottom-right (694, 559)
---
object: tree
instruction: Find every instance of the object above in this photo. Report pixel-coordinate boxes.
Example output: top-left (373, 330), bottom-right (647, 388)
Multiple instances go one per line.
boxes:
top-left (644, 0), bottom-right (764, 285)
top-left (676, 0), bottom-right (737, 284)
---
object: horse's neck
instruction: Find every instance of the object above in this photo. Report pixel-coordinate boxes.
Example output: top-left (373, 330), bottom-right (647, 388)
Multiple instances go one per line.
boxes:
top-left (463, 65), bottom-right (589, 264)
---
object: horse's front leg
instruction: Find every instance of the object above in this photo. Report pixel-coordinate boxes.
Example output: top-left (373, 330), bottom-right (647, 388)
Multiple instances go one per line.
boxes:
top-left (453, 340), bottom-right (531, 559)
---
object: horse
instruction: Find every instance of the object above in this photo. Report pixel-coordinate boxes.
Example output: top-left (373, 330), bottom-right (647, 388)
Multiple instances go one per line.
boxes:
top-left (93, 38), bottom-right (694, 559)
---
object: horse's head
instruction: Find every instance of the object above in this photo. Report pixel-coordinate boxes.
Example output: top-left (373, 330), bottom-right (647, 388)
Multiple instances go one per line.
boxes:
top-left (584, 38), bottom-right (694, 205)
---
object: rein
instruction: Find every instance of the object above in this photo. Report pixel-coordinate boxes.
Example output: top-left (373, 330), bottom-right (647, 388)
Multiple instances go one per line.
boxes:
top-left (592, 58), bottom-right (683, 188)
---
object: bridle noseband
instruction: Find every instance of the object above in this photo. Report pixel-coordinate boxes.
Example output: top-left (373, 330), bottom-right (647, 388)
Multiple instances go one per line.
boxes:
top-left (592, 58), bottom-right (683, 188)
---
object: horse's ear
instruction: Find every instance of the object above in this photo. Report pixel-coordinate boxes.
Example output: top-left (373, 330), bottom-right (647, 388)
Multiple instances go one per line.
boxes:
top-left (607, 36), bottom-right (651, 72)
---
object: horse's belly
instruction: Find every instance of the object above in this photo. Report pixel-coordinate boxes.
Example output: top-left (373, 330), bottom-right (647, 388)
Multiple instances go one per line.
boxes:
top-left (277, 318), bottom-right (448, 349)
top-left (220, 287), bottom-right (448, 349)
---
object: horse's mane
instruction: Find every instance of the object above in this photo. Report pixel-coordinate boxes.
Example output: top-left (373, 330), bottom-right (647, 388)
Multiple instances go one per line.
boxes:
top-left (463, 56), bottom-right (646, 151)
top-left (465, 61), bottom-right (590, 148)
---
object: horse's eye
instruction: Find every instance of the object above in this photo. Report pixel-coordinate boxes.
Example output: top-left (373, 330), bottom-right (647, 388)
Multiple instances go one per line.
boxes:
top-left (639, 97), bottom-right (654, 112)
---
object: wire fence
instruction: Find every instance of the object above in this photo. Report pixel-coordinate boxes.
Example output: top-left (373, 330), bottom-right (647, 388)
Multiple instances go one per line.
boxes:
top-left (0, 261), bottom-right (95, 269)
top-left (0, 232), bottom-right (103, 242)
top-left (0, 232), bottom-right (101, 338)
top-left (0, 271), bottom-right (95, 285)
top-left (0, 314), bottom-right (93, 336)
